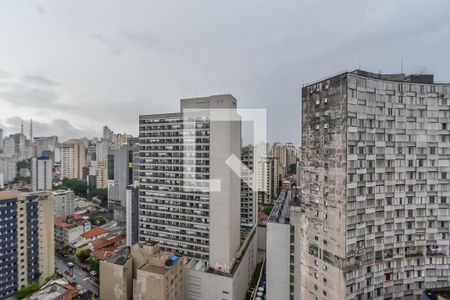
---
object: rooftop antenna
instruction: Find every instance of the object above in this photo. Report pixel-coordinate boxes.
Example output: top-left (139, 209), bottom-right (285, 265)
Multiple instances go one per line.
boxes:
top-left (401, 58), bottom-right (404, 74)
top-left (21, 121), bottom-right (24, 135)
top-left (358, 60), bottom-right (361, 70)
top-left (30, 119), bottom-right (33, 141)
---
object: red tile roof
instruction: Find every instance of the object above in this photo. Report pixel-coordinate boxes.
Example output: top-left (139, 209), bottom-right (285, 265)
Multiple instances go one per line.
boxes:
top-left (94, 248), bottom-right (116, 260)
top-left (92, 235), bottom-right (124, 251)
top-left (54, 214), bottom-right (88, 228)
top-left (80, 228), bottom-right (110, 239)
top-left (258, 211), bottom-right (269, 221)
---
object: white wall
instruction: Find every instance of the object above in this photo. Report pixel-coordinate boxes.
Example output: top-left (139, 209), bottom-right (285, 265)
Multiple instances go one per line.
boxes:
top-left (266, 222), bottom-right (290, 300)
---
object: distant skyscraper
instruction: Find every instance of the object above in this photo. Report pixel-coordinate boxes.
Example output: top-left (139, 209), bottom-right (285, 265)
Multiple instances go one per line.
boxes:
top-left (0, 157), bottom-right (17, 184)
top-left (96, 139), bottom-right (110, 189)
top-left (108, 144), bottom-right (136, 226)
top-left (0, 191), bottom-right (54, 299)
top-left (34, 136), bottom-right (58, 157)
top-left (300, 70), bottom-right (450, 299)
top-left (0, 127), bottom-right (3, 150)
top-left (61, 139), bottom-right (86, 180)
top-left (125, 184), bottom-right (139, 246)
top-left (29, 119), bottom-right (33, 142)
top-left (31, 156), bottom-right (53, 191)
top-left (52, 189), bottom-right (75, 217)
top-left (241, 145), bottom-right (257, 226)
top-left (103, 125), bottom-right (113, 141)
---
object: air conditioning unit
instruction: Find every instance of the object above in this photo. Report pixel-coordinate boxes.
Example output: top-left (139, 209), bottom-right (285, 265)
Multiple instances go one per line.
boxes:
top-left (324, 98), bottom-right (328, 103)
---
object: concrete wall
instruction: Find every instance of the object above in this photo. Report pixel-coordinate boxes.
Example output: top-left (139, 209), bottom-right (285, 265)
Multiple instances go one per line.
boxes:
top-left (38, 193), bottom-right (55, 284)
top-left (100, 258), bottom-right (133, 300)
top-left (183, 230), bottom-right (257, 300)
top-left (133, 269), bottom-right (165, 300)
top-left (257, 225), bottom-right (266, 251)
top-left (266, 222), bottom-right (290, 300)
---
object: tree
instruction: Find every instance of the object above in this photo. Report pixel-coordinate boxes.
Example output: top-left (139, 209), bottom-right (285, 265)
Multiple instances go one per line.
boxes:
top-left (287, 163), bottom-right (297, 175)
top-left (87, 257), bottom-right (100, 272)
top-left (62, 179), bottom-right (88, 197)
top-left (89, 188), bottom-right (108, 207)
top-left (76, 249), bottom-right (92, 263)
top-left (15, 282), bottom-right (40, 299)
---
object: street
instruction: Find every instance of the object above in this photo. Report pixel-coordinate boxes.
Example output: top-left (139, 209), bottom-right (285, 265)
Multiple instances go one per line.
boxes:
top-left (55, 254), bottom-right (99, 297)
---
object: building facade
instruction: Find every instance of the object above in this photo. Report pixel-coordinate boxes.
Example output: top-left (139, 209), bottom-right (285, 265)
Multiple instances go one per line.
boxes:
top-left (52, 190), bottom-right (75, 217)
top-left (99, 242), bottom-right (186, 300)
top-left (61, 139), bottom-right (86, 180)
top-left (300, 70), bottom-right (450, 299)
top-left (108, 144), bottom-right (137, 226)
top-left (0, 157), bottom-right (16, 184)
top-left (0, 191), bottom-right (55, 299)
top-left (31, 156), bottom-right (53, 191)
top-left (241, 145), bottom-right (257, 226)
top-left (138, 95), bottom-right (241, 269)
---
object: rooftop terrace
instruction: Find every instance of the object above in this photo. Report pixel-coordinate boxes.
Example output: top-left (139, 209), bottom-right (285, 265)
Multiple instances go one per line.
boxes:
top-left (268, 190), bottom-right (292, 224)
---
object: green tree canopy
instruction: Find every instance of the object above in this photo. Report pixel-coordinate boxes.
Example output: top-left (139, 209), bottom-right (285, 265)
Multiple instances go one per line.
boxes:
top-left (15, 282), bottom-right (40, 299)
top-left (62, 179), bottom-right (88, 197)
top-left (77, 249), bottom-right (92, 263)
top-left (89, 188), bottom-right (108, 207)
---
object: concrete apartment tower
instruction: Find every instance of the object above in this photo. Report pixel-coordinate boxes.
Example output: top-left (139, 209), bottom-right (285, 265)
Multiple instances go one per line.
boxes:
top-left (0, 191), bottom-right (55, 299)
top-left (139, 94), bottom-right (241, 269)
top-left (31, 156), bottom-right (53, 191)
top-left (241, 145), bottom-right (257, 226)
top-left (61, 139), bottom-right (86, 180)
top-left (300, 70), bottom-right (450, 299)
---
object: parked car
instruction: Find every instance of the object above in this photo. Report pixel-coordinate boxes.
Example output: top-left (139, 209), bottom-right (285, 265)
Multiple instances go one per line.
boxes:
top-left (81, 265), bottom-right (89, 272)
top-left (67, 262), bottom-right (74, 268)
top-left (89, 270), bottom-right (98, 277)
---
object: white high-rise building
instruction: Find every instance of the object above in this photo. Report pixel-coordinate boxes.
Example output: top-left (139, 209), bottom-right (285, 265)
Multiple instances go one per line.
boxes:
top-left (139, 95), bottom-right (241, 268)
top-left (241, 145), bottom-right (257, 226)
top-left (0, 128), bottom-right (3, 150)
top-left (95, 139), bottom-right (110, 189)
top-left (0, 157), bottom-right (17, 183)
top-left (31, 156), bottom-right (53, 191)
top-left (52, 189), bottom-right (75, 217)
top-left (299, 70), bottom-right (450, 299)
top-left (61, 139), bottom-right (86, 180)
top-left (2, 136), bottom-right (16, 158)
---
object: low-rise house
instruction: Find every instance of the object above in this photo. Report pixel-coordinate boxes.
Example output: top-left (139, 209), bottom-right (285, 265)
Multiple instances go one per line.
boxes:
top-left (91, 234), bottom-right (125, 260)
top-left (54, 214), bottom-right (91, 249)
top-left (72, 227), bottom-right (111, 252)
top-left (25, 279), bottom-right (78, 300)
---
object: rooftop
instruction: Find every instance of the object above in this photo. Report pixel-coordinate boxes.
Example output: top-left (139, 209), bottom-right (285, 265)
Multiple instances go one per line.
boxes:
top-left (0, 190), bottom-right (20, 200)
top-left (93, 235), bottom-right (124, 251)
top-left (54, 214), bottom-right (88, 229)
top-left (268, 190), bottom-right (292, 224)
top-left (80, 227), bottom-right (110, 239)
top-left (140, 264), bottom-right (168, 275)
top-left (104, 246), bottom-right (131, 265)
top-left (304, 69), bottom-right (449, 87)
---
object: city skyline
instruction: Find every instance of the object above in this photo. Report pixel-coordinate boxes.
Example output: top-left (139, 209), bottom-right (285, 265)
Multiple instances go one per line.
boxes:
top-left (1, 0), bottom-right (450, 143)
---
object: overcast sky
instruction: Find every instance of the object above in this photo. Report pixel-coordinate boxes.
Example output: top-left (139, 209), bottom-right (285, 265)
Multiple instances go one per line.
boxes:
top-left (1, 0), bottom-right (450, 144)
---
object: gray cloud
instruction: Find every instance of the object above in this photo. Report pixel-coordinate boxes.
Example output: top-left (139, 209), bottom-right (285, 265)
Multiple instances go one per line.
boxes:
top-left (122, 30), bottom-right (171, 53)
top-left (1, 117), bottom-right (97, 141)
top-left (91, 33), bottom-right (123, 55)
top-left (23, 75), bottom-right (58, 86)
top-left (35, 5), bottom-right (46, 15)
top-left (0, 73), bottom-right (70, 110)
top-left (1, 0), bottom-right (450, 144)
